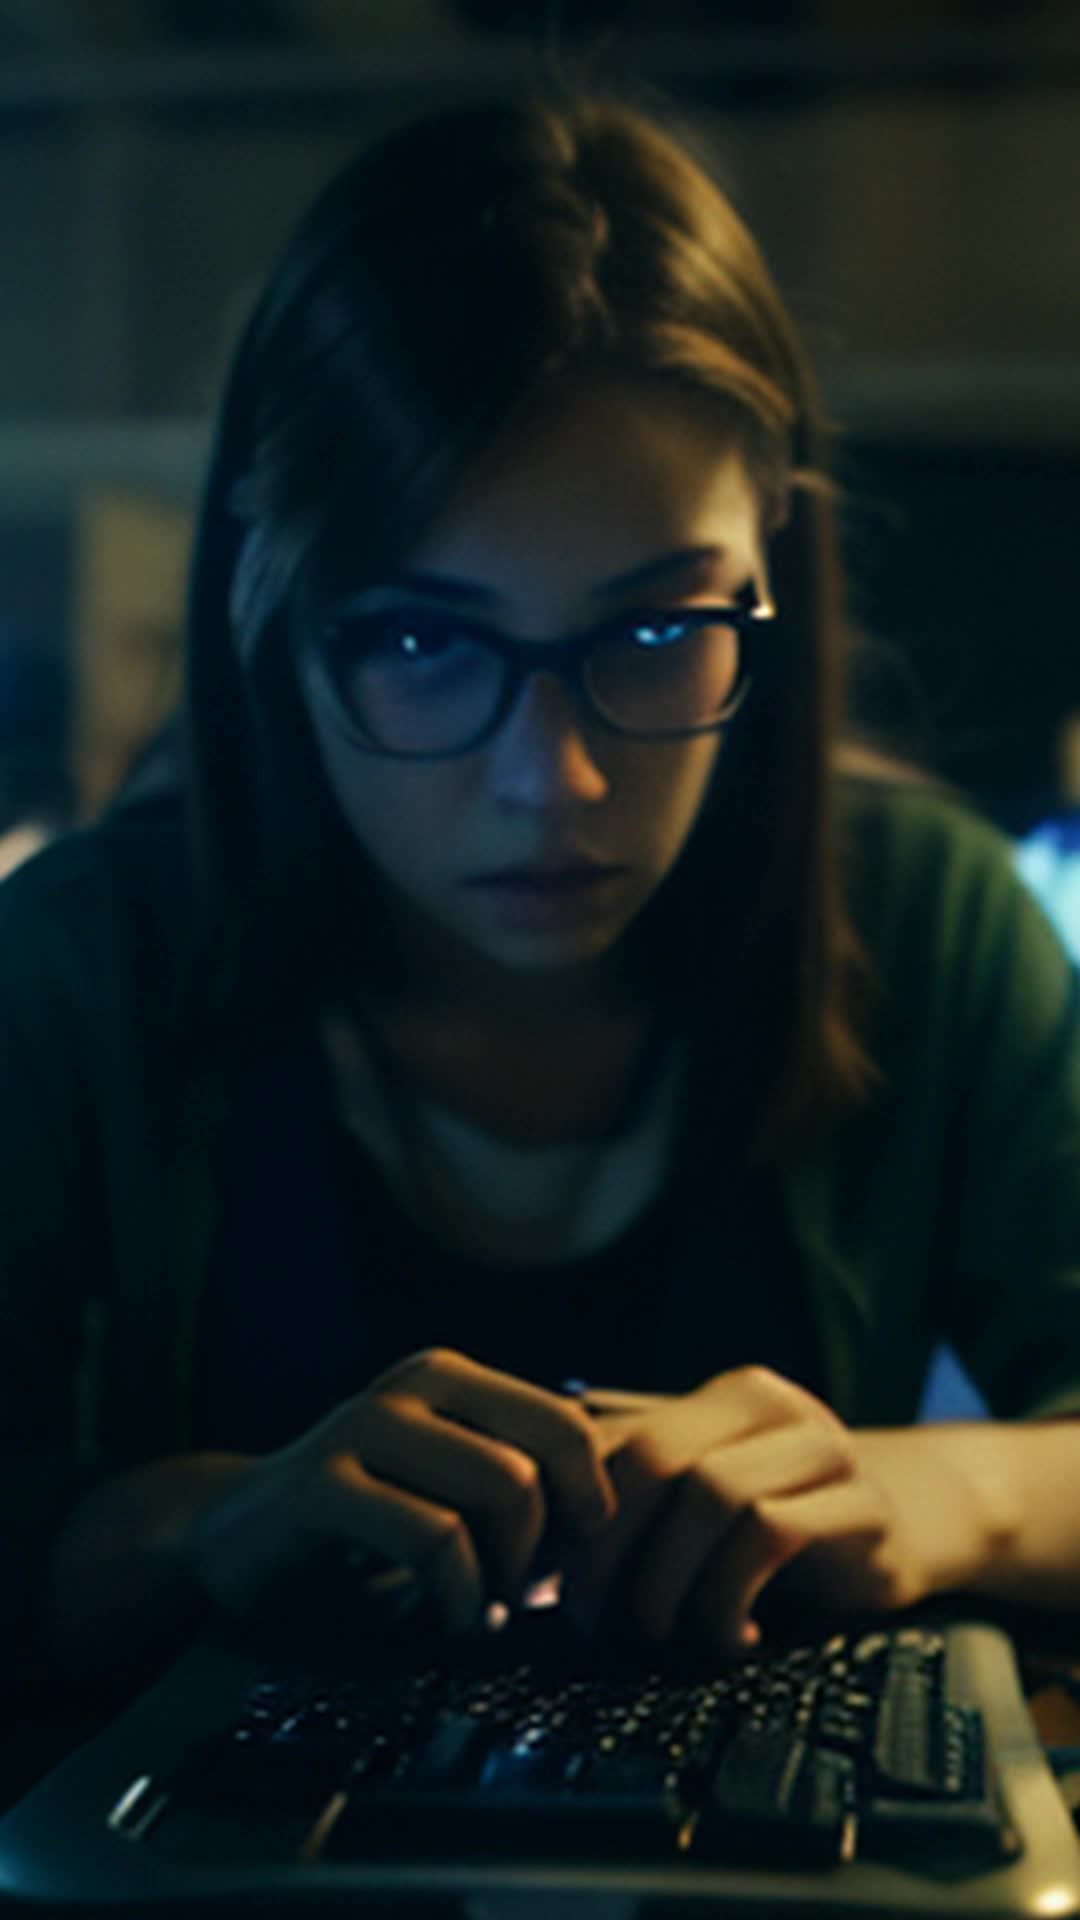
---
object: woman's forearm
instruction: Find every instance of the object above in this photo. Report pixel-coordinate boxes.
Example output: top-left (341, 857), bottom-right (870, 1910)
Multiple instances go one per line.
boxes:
top-left (857, 1417), bottom-right (1080, 1612)
top-left (41, 1417), bottom-right (1080, 1701)
top-left (42, 1453), bottom-right (253, 1693)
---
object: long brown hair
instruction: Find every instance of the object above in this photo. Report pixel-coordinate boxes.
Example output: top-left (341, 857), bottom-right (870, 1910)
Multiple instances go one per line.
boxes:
top-left (178, 89), bottom-right (876, 1163)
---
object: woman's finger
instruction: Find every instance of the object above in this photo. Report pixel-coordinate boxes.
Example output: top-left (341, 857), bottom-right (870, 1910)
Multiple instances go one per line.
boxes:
top-left (629, 1421), bottom-right (856, 1643)
top-left (681, 1477), bottom-right (890, 1658)
top-left (374, 1349), bottom-right (617, 1536)
top-left (348, 1391), bottom-right (548, 1599)
top-left (563, 1371), bottom-right (833, 1628)
top-left (308, 1450), bottom-right (486, 1633)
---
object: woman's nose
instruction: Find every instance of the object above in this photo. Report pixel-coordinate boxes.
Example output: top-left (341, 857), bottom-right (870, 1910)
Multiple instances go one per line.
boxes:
top-left (485, 671), bottom-right (609, 806)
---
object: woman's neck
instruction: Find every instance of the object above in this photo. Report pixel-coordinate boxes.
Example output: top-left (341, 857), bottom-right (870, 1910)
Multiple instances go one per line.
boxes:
top-left (347, 989), bottom-right (662, 1149)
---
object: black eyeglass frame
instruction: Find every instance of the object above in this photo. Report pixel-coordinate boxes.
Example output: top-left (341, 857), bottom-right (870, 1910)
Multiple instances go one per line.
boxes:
top-left (301, 588), bottom-right (777, 761)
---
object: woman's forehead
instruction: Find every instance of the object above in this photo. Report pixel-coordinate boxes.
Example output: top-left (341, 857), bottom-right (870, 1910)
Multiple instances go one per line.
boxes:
top-left (304, 376), bottom-right (773, 617)
top-left (402, 383), bottom-right (766, 612)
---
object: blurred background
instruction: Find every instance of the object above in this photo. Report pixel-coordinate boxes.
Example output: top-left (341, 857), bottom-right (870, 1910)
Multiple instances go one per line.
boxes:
top-left (0, 0), bottom-right (1078, 904)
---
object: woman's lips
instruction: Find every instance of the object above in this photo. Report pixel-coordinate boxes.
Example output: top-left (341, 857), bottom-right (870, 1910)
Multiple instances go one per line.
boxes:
top-left (461, 867), bottom-right (628, 929)
top-left (463, 865), bottom-right (626, 889)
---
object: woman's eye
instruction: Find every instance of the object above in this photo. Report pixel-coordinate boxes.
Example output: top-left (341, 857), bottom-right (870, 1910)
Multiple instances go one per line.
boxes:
top-left (619, 613), bottom-right (695, 649)
top-left (353, 611), bottom-right (465, 661)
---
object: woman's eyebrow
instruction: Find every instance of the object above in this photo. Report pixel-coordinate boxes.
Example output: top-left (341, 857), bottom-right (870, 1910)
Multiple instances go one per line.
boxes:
top-left (377, 544), bottom-right (730, 608)
top-left (379, 570), bottom-right (501, 608)
top-left (590, 544), bottom-right (730, 599)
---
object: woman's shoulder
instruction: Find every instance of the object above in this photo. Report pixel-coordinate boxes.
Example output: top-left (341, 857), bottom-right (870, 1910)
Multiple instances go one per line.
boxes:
top-left (833, 750), bottom-right (1017, 903)
top-left (831, 749), bottom-right (1072, 1013)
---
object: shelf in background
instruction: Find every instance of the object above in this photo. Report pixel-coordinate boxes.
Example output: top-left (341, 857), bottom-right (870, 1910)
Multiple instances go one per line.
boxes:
top-left (3, 356), bottom-right (1080, 518)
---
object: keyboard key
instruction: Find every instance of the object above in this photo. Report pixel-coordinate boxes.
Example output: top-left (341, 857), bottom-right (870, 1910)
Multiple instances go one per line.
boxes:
top-left (479, 1730), bottom-right (582, 1792)
top-left (694, 1728), bottom-right (856, 1865)
top-left (860, 1792), bottom-right (1020, 1868)
top-left (407, 1712), bottom-right (492, 1787)
top-left (873, 1639), bottom-right (950, 1794)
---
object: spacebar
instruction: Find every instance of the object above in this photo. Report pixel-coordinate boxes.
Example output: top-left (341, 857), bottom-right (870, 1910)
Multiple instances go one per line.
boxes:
top-left (324, 1784), bottom-right (685, 1861)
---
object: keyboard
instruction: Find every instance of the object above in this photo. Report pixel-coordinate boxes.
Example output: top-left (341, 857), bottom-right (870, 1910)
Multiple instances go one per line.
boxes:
top-left (4, 1609), bottom-right (1079, 1916)
top-left (118, 1609), bottom-right (1018, 1873)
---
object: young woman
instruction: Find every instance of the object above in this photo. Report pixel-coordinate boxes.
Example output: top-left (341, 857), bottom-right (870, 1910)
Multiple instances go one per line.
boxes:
top-left (1, 90), bottom-right (1078, 1713)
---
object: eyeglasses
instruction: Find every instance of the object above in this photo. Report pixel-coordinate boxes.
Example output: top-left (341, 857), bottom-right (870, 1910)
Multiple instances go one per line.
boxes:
top-left (302, 583), bottom-right (776, 760)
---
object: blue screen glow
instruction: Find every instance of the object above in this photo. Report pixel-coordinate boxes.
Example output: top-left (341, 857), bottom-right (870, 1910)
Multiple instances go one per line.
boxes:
top-left (1015, 815), bottom-right (1080, 964)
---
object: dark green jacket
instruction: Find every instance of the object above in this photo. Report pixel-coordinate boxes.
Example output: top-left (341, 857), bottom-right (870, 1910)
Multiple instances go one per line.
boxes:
top-left (1, 774), bottom-right (1078, 1697)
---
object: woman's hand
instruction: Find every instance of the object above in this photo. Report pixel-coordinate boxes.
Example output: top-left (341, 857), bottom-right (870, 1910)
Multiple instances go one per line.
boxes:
top-left (181, 1348), bottom-right (615, 1633)
top-left (560, 1367), bottom-right (985, 1658)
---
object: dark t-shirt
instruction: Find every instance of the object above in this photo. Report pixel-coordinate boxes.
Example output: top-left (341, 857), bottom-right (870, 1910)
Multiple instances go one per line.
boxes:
top-left (191, 1022), bottom-right (823, 1454)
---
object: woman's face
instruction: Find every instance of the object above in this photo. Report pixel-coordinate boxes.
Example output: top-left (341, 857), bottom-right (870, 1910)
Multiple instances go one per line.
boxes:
top-left (301, 378), bottom-right (771, 1019)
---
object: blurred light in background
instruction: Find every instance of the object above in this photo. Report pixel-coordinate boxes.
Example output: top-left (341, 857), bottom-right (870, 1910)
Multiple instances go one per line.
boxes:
top-left (1016, 817), bottom-right (1080, 966)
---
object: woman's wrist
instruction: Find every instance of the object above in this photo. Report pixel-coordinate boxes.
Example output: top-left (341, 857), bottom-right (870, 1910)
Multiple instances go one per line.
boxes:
top-left (918, 1416), bottom-right (1080, 1613)
top-left (852, 1422), bottom-right (1022, 1604)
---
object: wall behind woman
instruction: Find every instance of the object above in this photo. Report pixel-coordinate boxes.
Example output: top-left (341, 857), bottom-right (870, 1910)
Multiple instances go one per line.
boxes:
top-left (0, 2), bottom-right (1077, 828)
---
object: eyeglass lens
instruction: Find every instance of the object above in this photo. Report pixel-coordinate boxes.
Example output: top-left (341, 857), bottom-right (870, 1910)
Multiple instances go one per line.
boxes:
top-left (329, 614), bottom-right (744, 753)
